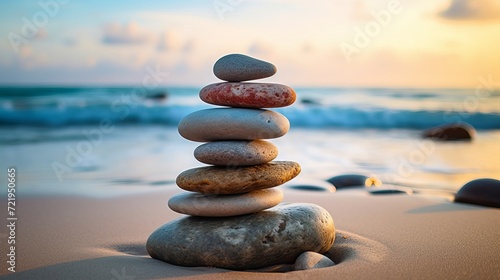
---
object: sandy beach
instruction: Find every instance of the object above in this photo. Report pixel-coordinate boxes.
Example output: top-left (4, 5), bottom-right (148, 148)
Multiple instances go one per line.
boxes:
top-left (1, 186), bottom-right (499, 279)
top-left (1, 0), bottom-right (500, 278)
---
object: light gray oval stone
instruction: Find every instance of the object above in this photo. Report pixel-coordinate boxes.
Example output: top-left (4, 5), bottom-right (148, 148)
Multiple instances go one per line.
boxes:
top-left (194, 140), bottom-right (278, 166)
top-left (178, 108), bottom-right (290, 142)
top-left (147, 203), bottom-right (335, 270)
top-left (294, 251), bottom-right (335, 270)
top-left (167, 188), bottom-right (283, 217)
top-left (213, 53), bottom-right (277, 82)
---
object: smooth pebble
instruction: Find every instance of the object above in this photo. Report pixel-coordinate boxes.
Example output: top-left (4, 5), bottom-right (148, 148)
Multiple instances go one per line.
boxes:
top-left (213, 53), bottom-right (276, 82)
top-left (200, 82), bottom-right (296, 108)
top-left (294, 251), bottom-right (335, 270)
top-left (327, 174), bottom-right (378, 189)
top-left (176, 161), bottom-right (301, 194)
top-left (194, 140), bottom-right (278, 166)
top-left (178, 108), bottom-right (290, 142)
top-left (455, 178), bottom-right (500, 208)
top-left (168, 189), bottom-right (283, 217)
top-left (147, 203), bottom-right (335, 270)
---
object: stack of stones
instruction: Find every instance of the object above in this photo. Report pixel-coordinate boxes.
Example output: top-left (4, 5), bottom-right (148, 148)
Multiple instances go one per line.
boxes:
top-left (147, 54), bottom-right (335, 271)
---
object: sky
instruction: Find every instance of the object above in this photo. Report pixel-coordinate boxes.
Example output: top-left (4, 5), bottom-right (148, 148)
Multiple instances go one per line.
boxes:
top-left (0, 0), bottom-right (499, 88)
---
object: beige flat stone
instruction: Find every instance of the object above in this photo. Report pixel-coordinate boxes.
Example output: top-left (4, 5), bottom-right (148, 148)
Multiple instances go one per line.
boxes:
top-left (176, 161), bottom-right (301, 194)
top-left (168, 188), bottom-right (283, 217)
top-left (178, 108), bottom-right (290, 142)
top-left (194, 140), bottom-right (278, 166)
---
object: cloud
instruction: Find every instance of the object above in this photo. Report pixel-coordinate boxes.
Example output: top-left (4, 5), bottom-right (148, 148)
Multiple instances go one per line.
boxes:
top-left (157, 32), bottom-right (195, 54)
top-left (15, 46), bottom-right (49, 69)
top-left (86, 57), bottom-right (97, 67)
top-left (157, 31), bottom-right (179, 52)
top-left (182, 39), bottom-right (195, 53)
top-left (62, 38), bottom-right (77, 47)
top-left (439, 0), bottom-right (500, 20)
top-left (34, 28), bottom-right (48, 39)
top-left (248, 42), bottom-right (273, 57)
top-left (300, 42), bottom-right (313, 54)
top-left (102, 22), bottom-right (150, 45)
top-left (18, 46), bottom-right (33, 59)
top-left (351, 1), bottom-right (372, 21)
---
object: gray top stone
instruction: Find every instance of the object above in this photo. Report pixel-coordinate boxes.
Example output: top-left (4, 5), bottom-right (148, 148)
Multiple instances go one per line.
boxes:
top-left (213, 53), bottom-right (277, 82)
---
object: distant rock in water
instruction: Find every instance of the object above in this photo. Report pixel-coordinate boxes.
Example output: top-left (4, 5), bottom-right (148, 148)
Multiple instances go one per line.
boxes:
top-left (455, 178), bottom-right (500, 208)
top-left (301, 98), bottom-right (321, 105)
top-left (326, 174), bottom-right (379, 189)
top-left (146, 91), bottom-right (168, 101)
top-left (422, 123), bottom-right (476, 141)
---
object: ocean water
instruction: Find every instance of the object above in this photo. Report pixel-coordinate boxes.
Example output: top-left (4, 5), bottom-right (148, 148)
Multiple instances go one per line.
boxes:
top-left (0, 86), bottom-right (499, 196)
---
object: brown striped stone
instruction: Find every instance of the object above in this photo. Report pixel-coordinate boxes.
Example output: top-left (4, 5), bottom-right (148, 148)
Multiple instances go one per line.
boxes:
top-left (176, 161), bottom-right (301, 194)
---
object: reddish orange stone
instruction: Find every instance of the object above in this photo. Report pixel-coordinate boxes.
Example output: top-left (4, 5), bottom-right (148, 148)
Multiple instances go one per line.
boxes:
top-left (200, 82), bottom-right (296, 108)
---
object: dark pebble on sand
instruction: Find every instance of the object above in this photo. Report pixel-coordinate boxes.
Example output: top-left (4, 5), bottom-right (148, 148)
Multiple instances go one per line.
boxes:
top-left (455, 178), bottom-right (500, 208)
top-left (367, 185), bottom-right (413, 195)
top-left (288, 185), bottom-right (336, 192)
top-left (327, 174), bottom-right (378, 189)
